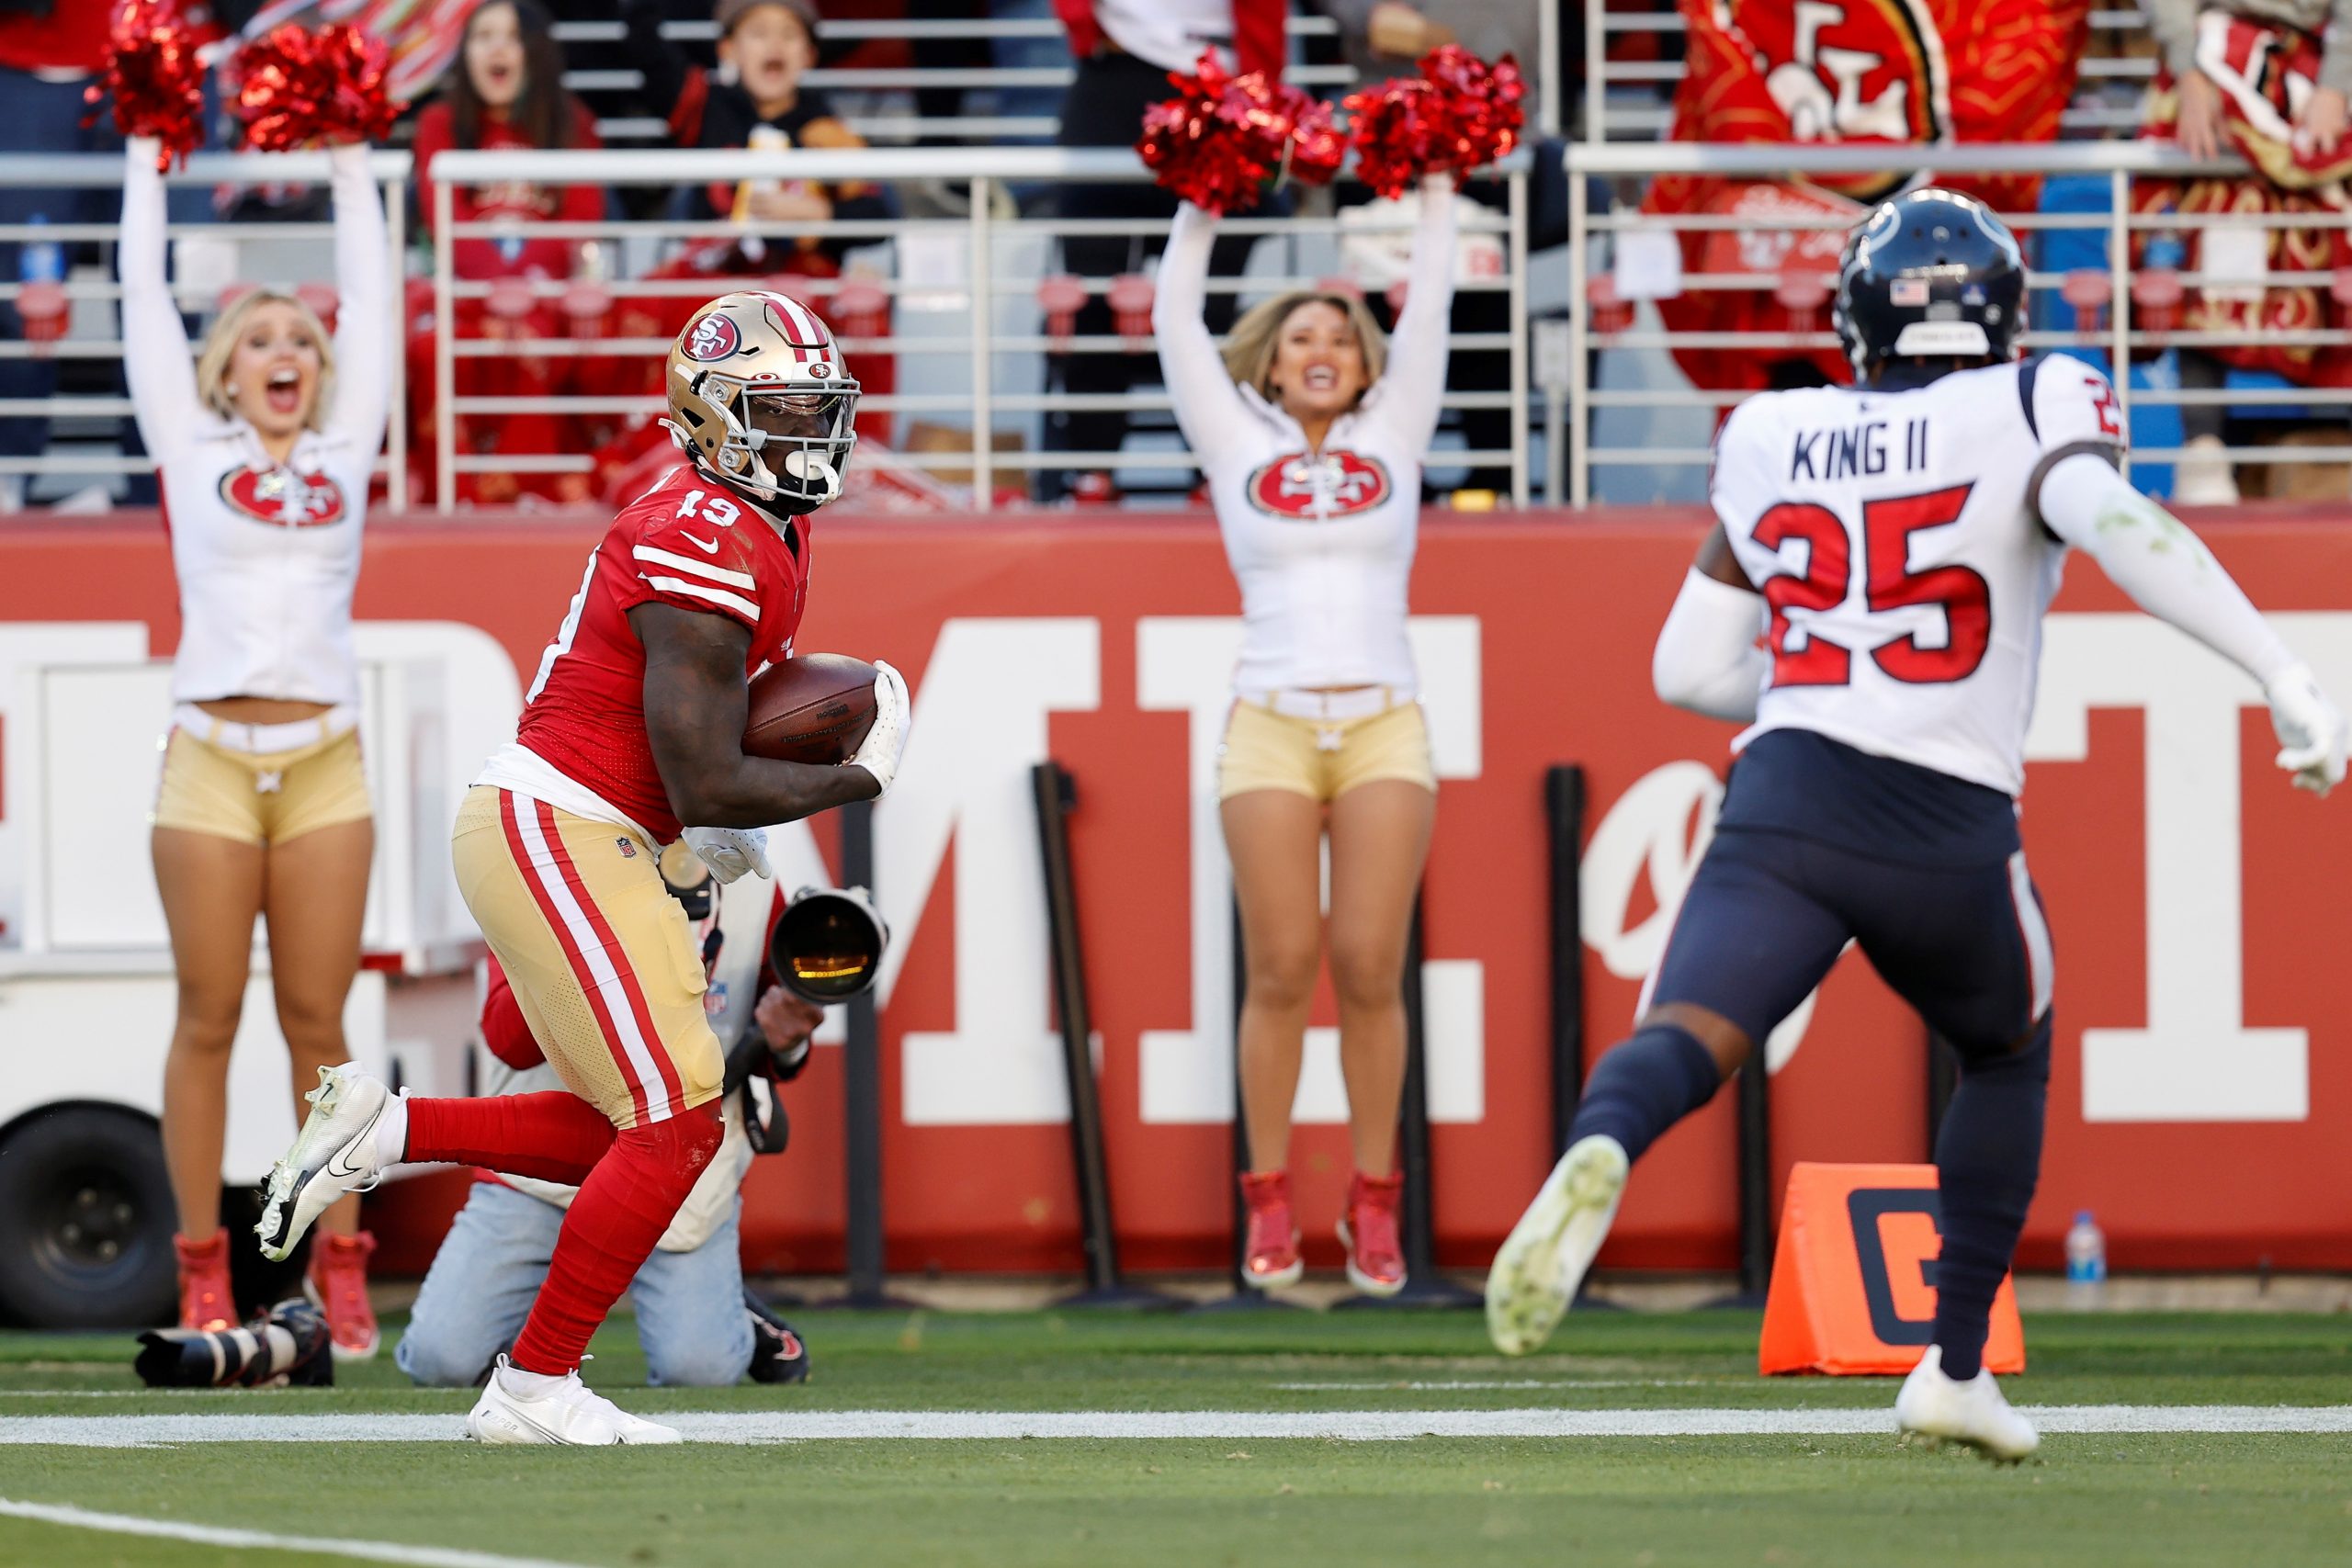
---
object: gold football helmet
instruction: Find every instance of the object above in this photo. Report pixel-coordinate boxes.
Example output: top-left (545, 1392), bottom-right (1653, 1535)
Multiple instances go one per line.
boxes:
top-left (665, 289), bottom-right (860, 515)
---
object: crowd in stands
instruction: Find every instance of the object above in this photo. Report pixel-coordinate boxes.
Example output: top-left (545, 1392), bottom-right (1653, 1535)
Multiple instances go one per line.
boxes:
top-left (9, 1), bottom-right (2352, 510)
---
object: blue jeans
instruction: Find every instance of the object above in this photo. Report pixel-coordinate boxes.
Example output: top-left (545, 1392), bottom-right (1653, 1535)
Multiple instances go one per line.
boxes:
top-left (395, 1180), bottom-right (753, 1388)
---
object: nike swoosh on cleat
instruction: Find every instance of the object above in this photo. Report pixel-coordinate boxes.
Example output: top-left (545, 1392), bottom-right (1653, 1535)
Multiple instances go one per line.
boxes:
top-left (680, 532), bottom-right (720, 553)
top-left (322, 1106), bottom-right (381, 1182)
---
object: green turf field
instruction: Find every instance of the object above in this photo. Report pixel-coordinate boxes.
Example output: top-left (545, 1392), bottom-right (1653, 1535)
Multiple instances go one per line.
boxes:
top-left (3, 1306), bottom-right (2348, 1567)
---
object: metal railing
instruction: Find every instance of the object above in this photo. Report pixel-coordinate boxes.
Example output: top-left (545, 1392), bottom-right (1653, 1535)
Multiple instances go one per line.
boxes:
top-left (0, 150), bottom-right (412, 510)
top-left (1563, 141), bottom-right (2347, 505)
top-left (425, 143), bottom-right (1535, 513)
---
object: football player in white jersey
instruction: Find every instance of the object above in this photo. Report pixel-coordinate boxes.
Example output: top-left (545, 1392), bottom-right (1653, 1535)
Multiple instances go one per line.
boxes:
top-left (1484, 190), bottom-right (2348, 1460)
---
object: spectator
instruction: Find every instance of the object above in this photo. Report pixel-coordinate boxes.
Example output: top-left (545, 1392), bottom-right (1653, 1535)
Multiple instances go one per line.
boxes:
top-left (1642, 0), bottom-right (2090, 399)
top-left (1047, 0), bottom-right (1286, 504)
top-left (2141, 0), bottom-right (2352, 504)
top-left (121, 126), bottom-right (391, 1358)
top-left (1156, 175), bottom-right (1459, 1299)
top-left (409, 0), bottom-right (606, 505)
top-left (399, 853), bottom-right (820, 1391)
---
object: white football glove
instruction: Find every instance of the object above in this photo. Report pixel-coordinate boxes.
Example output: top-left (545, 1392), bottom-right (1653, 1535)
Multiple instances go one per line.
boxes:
top-left (2265, 662), bottom-right (2349, 797)
top-left (847, 659), bottom-right (910, 797)
top-left (681, 824), bottom-right (771, 885)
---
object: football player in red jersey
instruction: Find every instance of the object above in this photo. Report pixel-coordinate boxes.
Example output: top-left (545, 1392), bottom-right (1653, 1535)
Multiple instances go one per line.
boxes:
top-left (254, 289), bottom-right (910, 1445)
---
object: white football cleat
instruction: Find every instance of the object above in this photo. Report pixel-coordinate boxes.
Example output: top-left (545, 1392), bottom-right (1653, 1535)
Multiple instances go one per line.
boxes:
top-left (1484, 1134), bottom-right (1628, 1357)
top-left (1896, 1345), bottom-right (2040, 1462)
top-left (255, 1065), bottom-right (395, 1262)
top-left (466, 1357), bottom-right (683, 1446)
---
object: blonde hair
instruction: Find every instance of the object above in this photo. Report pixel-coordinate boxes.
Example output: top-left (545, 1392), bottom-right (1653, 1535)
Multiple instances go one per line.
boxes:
top-left (194, 289), bottom-right (336, 430)
top-left (1219, 291), bottom-right (1389, 405)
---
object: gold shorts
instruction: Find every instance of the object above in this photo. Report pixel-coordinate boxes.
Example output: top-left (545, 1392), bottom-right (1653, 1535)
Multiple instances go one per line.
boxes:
top-left (151, 725), bottom-right (373, 847)
top-left (451, 786), bottom-right (724, 1130)
top-left (1216, 696), bottom-right (1438, 803)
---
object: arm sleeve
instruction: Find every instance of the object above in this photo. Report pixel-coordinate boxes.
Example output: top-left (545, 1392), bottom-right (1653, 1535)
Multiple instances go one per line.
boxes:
top-left (323, 141), bottom-right (392, 454)
top-left (2036, 452), bottom-right (2301, 687)
top-left (119, 139), bottom-right (202, 465)
top-left (1152, 201), bottom-right (1251, 460)
top-left (479, 957), bottom-right (548, 1069)
top-left (2144, 0), bottom-right (2199, 85)
top-left (623, 517), bottom-right (774, 632)
top-left (1652, 567), bottom-right (1770, 722)
top-left (1363, 175), bottom-right (1458, 450)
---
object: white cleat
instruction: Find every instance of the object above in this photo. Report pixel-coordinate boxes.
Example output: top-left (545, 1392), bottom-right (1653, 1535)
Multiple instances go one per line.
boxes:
top-left (1484, 1134), bottom-right (1628, 1357)
top-left (1895, 1346), bottom-right (2040, 1463)
top-left (466, 1357), bottom-right (683, 1446)
top-left (255, 1065), bottom-right (394, 1262)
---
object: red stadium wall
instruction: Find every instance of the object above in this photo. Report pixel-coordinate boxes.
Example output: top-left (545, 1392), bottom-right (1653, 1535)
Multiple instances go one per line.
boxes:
top-left (6, 507), bottom-right (2350, 1275)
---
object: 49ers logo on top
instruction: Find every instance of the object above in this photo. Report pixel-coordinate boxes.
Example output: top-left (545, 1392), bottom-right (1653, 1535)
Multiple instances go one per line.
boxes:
top-left (1737, 0), bottom-right (1951, 146)
top-left (684, 311), bottom-right (742, 361)
top-left (1245, 450), bottom-right (1392, 519)
top-left (217, 465), bottom-right (346, 527)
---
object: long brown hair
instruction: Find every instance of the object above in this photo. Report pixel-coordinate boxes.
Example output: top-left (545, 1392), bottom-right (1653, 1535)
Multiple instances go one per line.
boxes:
top-left (447, 0), bottom-right (577, 152)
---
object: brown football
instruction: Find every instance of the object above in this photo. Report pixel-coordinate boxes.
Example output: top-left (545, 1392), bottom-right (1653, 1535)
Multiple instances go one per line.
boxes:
top-left (743, 653), bottom-right (879, 764)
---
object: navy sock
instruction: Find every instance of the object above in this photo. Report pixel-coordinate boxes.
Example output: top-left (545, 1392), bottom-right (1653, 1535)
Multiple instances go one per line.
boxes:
top-left (1930, 1016), bottom-right (2052, 1382)
top-left (1566, 1024), bottom-right (1724, 1165)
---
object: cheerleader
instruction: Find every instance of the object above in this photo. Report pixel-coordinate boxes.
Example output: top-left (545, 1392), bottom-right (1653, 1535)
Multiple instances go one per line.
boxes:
top-left (121, 130), bottom-right (390, 1356)
top-left (1154, 175), bottom-right (1456, 1295)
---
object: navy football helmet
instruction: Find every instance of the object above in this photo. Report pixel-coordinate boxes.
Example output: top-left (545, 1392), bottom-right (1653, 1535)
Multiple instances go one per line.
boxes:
top-left (1832, 189), bottom-right (2027, 378)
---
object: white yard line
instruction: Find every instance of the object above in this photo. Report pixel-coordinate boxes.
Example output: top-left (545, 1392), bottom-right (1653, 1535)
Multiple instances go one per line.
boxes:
top-left (0, 1497), bottom-right (591, 1568)
top-left (0, 1405), bottom-right (2348, 1447)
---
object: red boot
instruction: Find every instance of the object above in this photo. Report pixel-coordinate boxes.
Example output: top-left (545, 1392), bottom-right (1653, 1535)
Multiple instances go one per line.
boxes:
top-left (306, 1230), bottom-right (380, 1360)
top-left (175, 1230), bottom-right (235, 1331)
top-left (1238, 1170), bottom-right (1303, 1290)
top-left (1340, 1171), bottom-right (1407, 1297)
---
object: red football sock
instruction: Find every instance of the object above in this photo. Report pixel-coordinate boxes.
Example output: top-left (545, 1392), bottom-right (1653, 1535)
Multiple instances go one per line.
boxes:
top-left (404, 1092), bottom-right (617, 1186)
top-left (509, 1100), bottom-right (724, 1376)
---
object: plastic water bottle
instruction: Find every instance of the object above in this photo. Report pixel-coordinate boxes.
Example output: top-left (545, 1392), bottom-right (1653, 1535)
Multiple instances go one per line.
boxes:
top-left (2064, 1210), bottom-right (2107, 1307)
top-left (18, 213), bottom-right (62, 286)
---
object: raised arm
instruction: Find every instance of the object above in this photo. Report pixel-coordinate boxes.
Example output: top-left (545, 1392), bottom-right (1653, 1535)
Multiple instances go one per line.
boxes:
top-left (2035, 453), bottom-right (2348, 793)
top-left (323, 141), bottom-right (391, 452)
top-left (1363, 175), bottom-right (1458, 449)
top-left (1152, 201), bottom-right (1251, 460)
top-left (119, 138), bottom-right (203, 465)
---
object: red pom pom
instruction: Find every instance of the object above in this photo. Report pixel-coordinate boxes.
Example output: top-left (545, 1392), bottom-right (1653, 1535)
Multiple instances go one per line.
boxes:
top-left (84, 1), bottom-right (209, 172)
top-left (1420, 45), bottom-right (1526, 173)
top-left (1136, 53), bottom-right (1343, 213)
top-left (233, 23), bottom-right (397, 152)
top-left (1343, 47), bottom-right (1526, 197)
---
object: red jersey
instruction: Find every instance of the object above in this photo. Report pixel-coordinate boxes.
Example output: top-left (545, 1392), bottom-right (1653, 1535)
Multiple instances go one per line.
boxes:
top-left (502, 466), bottom-right (812, 842)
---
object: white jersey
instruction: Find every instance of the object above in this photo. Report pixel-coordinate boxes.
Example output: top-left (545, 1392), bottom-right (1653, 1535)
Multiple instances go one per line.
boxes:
top-left (120, 139), bottom-right (390, 706)
top-left (1710, 355), bottom-right (2127, 796)
top-left (1154, 179), bottom-right (1456, 695)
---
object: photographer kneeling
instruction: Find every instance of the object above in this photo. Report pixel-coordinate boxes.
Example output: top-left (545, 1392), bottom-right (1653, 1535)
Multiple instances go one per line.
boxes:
top-left (398, 852), bottom-right (878, 1387)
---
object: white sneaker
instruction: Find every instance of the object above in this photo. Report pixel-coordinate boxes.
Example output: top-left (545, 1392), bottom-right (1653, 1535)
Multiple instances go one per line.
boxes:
top-left (1484, 1134), bottom-right (1629, 1356)
top-left (1895, 1345), bottom-right (2040, 1462)
top-left (255, 1065), bottom-right (395, 1262)
top-left (466, 1357), bottom-right (683, 1446)
top-left (2171, 434), bottom-right (2240, 507)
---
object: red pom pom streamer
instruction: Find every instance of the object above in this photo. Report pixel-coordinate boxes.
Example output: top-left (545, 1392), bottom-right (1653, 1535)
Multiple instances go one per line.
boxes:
top-left (85, 1), bottom-right (209, 172)
top-left (1342, 47), bottom-right (1527, 198)
top-left (233, 23), bottom-right (397, 152)
top-left (1137, 52), bottom-right (1344, 214)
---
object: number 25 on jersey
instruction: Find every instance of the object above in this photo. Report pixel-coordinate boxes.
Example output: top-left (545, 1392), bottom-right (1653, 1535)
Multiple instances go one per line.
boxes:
top-left (1753, 483), bottom-right (1991, 688)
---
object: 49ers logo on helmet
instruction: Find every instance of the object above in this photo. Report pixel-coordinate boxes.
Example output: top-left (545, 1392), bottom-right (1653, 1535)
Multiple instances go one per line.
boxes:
top-left (1245, 450), bottom-right (1391, 519)
top-left (218, 466), bottom-right (346, 527)
top-left (684, 311), bottom-right (742, 361)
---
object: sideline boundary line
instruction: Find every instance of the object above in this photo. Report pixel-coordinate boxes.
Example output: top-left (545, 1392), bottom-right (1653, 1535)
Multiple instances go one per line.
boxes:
top-left (0, 1497), bottom-right (591, 1568)
top-left (2, 1404), bottom-right (2349, 1446)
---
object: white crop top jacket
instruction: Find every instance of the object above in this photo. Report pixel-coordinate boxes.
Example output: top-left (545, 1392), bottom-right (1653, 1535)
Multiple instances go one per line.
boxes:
top-left (1154, 178), bottom-right (1457, 696)
top-left (121, 136), bottom-right (390, 707)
